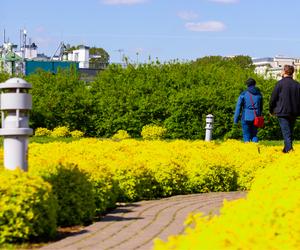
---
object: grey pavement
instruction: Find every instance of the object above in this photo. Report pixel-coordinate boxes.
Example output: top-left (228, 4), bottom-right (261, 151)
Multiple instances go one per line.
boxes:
top-left (41, 191), bottom-right (246, 250)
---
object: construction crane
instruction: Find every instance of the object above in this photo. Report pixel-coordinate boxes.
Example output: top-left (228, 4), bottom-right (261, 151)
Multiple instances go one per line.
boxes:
top-left (51, 42), bottom-right (67, 60)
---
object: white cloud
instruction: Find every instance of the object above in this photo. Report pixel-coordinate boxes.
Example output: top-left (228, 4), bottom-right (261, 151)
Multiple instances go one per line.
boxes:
top-left (102, 0), bottom-right (147, 5)
top-left (177, 11), bottom-right (199, 21)
top-left (209, 0), bottom-right (239, 3)
top-left (185, 21), bottom-right (226, 32)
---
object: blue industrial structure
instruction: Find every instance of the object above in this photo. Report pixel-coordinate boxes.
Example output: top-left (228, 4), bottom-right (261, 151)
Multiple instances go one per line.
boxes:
top-left (25, 60), bottom-right (79, 75)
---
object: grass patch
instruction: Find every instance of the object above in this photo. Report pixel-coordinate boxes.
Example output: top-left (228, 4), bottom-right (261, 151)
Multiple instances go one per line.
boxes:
top-left (29, 136), bottom-right (81, 144)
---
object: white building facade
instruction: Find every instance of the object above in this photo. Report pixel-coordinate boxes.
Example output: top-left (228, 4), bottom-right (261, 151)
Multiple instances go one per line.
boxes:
top-left (66, 45), bottom-right (89, 68)
top-left (15, 43), bottom-right (38, 60)
top-left (253, 56), bottom-right (298, 80)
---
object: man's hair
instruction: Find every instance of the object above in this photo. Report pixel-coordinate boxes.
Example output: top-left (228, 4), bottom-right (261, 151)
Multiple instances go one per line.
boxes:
top-left (283, 65), bottom-right (294, 76)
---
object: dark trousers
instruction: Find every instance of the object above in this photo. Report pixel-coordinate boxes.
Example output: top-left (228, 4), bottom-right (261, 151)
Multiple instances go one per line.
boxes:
top-left (278, 116), bottom-right (296, 153)
top-left (241, 120), bottom-right (258, 142)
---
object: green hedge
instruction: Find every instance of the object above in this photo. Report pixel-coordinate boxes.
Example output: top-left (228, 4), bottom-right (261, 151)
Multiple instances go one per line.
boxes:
top-left (44, 164), bottom-right (96, 227)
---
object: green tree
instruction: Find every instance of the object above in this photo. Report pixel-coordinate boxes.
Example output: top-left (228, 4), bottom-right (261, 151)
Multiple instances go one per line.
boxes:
top-left (89, 63), bottom-right (171, 137)
top-left (89, 47), bottom-right (110, 68)
top-left (27, 67), bottom-right (93, 133)
top-left (230, 55), bottom-right (255, 70)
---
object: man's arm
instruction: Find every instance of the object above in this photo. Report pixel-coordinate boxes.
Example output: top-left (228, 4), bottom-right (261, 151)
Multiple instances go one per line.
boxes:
top-left (269, 83), bottom-right (280, 114)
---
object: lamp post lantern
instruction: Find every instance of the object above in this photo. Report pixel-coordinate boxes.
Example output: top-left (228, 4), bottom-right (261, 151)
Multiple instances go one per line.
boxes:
top-left (0, 78), bottom-right (33, 171)
top-left (205, 114), bottom-right (214, 141)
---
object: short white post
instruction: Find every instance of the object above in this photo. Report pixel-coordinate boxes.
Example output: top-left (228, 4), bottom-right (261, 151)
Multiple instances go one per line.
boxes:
top-left (205, 114), bottom-right (214, 141)
top-left (0, 78), bottom-right (33, 171)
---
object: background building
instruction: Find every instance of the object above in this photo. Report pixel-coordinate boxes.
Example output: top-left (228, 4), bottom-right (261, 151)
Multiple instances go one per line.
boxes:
top-left (66, 45), bottom-right (90, 68)
top-left (253, 55), bottom-right (298, 79)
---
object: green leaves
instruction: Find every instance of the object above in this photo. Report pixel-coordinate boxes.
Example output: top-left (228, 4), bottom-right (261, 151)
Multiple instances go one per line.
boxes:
top-left (27, 69), bottom-right (93, 133)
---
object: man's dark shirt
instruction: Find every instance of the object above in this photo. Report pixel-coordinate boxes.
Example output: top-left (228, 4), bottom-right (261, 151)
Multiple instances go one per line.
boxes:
top-left (269, 76), bottom-right (300, 117)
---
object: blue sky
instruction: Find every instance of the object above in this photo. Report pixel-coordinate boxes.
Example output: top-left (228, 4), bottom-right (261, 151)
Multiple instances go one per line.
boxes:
top-left (2, 0), bottom-right (300, 63)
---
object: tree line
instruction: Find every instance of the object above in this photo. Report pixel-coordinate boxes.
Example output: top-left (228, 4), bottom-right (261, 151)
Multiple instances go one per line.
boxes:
top-left (1, 55), bottom-right (300, 140)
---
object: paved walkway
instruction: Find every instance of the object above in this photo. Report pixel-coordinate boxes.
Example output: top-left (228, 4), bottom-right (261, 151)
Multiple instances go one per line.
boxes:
top-left (41, 192), bottom-right (246, 250)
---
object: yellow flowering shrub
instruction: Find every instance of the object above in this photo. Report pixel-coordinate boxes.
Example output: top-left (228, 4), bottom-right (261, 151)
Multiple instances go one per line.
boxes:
top-left (154, 153), bottom-right (300, 250)
top-left (70, 130), bottom-right (84, 138)
top-left (141, 124), bottom-right (167, 140)
top-left (1, 138), bottom-right (298, 245)
top-left (89, 165), bottom-right (119, 213)
top-left (27, 139), bottom-right (280, 204)
top-left (0, 169), bottom-right (57, 244)
top-left (35, 127), bottom-right (84, 138)
top-left (216, 140), bottom-right (281, 189)
top-left (112, 130), bottom-right (131, 140)
top-left (28, 139), bottom-right (120, 214)
top-left (51, 126), bottom-right (70, 137)
top-left (34, 127), bottom-right (52, 136)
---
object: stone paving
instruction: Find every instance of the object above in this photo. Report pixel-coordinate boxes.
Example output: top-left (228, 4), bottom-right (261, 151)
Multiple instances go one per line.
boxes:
top-left (41, 191), bottom-right (246, 250)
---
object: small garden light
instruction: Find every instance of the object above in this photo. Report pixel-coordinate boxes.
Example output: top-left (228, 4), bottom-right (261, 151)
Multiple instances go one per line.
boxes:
top-left (205, 114), bottom-right (214, 141)
top-left (0, 78), bottom-right (32, 171)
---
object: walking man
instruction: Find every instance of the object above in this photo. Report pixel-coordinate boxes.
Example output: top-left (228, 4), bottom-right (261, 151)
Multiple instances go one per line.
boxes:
top-left (269, 65), bottom-right (300, 153)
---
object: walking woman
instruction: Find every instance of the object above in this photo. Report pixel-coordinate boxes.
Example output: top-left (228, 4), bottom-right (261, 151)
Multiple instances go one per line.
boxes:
top-left (234, 78), bottom-right (263, 142)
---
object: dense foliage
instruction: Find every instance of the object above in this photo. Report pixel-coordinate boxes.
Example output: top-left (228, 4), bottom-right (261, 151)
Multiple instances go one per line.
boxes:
top-left (44, 164), bottom-right (95, 227)
top-left (2, 55), bottom-right (300, 140)
top-left (0, 170), bottom-right (57, 244)
top-left (26, 68), bottom-right (94, 134)
top-left (89, 57), bottom-right (262, 139)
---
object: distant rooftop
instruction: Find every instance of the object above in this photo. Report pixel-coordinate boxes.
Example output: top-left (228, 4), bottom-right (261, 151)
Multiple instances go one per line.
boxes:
top-left (252, 57), bottom-right (274, 63)
top-left (274, 55), bottom-right (297, 60)
top-left (77, 45), bottom-right (90, 50)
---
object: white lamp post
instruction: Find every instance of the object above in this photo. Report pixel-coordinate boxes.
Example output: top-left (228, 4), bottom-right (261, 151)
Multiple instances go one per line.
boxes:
top-left (0, 78), bottom-right (33, 171)
top-left (205, 114), bottom-right (214, 141)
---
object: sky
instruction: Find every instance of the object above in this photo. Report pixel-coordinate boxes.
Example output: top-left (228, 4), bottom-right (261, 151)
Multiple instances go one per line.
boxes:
top-left (2, 0), bottom-right (300, 64)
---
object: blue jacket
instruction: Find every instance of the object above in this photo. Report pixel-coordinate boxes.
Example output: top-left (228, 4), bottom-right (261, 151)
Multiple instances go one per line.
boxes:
top-left (234, 86), bottom-right (263, 124)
